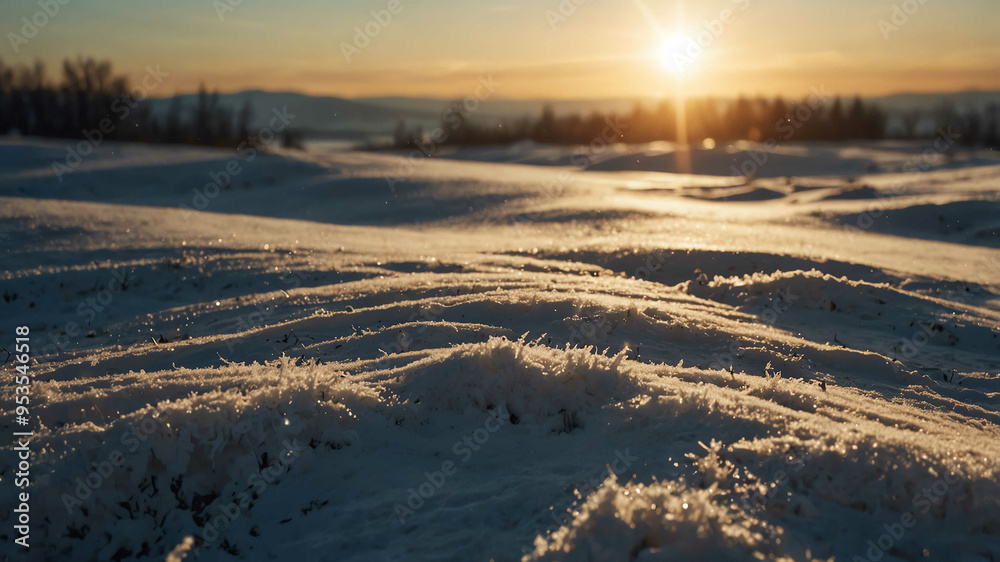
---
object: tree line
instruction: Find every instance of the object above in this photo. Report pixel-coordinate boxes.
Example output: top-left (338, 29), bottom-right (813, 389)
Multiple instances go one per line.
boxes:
top-left (0, 57), bottom-right (302, 149)
top-left (392, 95), bottom-right (1000, 150)
top-left (3, 57), bottom-right (996, 152)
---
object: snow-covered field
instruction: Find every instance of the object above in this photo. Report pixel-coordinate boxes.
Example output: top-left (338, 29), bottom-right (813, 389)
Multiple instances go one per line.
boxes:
top-left (1, 137), bottom-right (999, 561)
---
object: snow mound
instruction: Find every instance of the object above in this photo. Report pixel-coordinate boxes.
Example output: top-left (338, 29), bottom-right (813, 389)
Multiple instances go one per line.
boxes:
top-left (525, 474), bottom-right (795, 562)
top-left (685, 268), bottom-right (884, 312)
top-left (832, 201), bottom-right (1000, 247)
top-left (694, 436), bottom-right (1000, 534)
top-left (13, 358), bottom-right (378, 560)
top-left (393, 336), bottom-right (634, 431)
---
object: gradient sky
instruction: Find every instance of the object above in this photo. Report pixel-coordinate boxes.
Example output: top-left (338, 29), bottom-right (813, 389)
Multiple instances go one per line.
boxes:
top-left (2, 0), bottom-right (998, 99)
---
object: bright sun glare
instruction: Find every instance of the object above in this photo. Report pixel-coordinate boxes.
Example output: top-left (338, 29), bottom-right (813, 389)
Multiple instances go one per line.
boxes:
top-left (655, 33), bottom-right (696, 77)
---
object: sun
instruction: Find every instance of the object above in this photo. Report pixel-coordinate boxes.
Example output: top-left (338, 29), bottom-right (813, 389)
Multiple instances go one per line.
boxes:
top-left (655, 32), bottom-right (697, 77)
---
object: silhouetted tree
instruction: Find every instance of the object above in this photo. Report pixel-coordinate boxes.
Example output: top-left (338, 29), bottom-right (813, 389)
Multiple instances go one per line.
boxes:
top-left (0, 56), bottom-right (274, 151)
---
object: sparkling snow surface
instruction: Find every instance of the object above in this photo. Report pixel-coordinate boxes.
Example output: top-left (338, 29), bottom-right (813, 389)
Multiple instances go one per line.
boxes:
top-left (1, 138), bottom-right (999, 561)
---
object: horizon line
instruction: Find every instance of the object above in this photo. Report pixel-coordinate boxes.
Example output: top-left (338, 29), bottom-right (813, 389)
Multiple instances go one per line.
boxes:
top-left (146, 87), bottom-right (1000, 103)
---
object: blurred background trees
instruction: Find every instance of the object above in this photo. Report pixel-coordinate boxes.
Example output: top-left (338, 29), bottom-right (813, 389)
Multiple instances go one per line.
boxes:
top-left (0, 57), bottom-right (302, 149)
top-left (391, 95), bottom-right (1000, 151)
top-left (0, 56), bottom-right (995, 153)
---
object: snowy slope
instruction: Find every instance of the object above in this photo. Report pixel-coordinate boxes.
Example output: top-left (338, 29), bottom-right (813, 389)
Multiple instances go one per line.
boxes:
top-left (0, 137), bottom-right (998, 561)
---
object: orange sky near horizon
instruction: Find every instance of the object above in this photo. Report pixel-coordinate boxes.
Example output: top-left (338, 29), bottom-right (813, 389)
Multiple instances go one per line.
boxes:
top-left (2, 0), bottom-right (998, 100)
